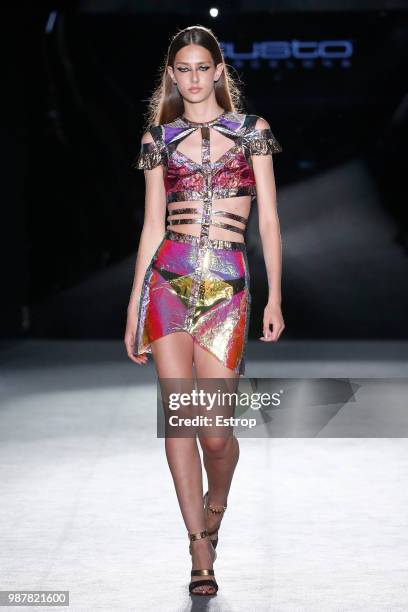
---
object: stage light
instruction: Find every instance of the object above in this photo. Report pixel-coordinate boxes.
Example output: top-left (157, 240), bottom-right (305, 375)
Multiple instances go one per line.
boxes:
top-left (209, 8), bottom-right (219, 18)
top-left (45, 10), bottom-right (58, 33)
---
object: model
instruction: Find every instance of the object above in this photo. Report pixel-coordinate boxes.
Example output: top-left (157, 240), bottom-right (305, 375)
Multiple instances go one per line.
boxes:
top-left (125, 25), bottom-right (285, 596)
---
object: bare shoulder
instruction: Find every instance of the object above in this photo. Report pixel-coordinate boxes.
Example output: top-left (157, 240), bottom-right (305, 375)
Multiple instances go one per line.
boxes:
top-left (254, 116), bottom-right (271, 130)
top-left (141, 130), bottom-right (155, 145)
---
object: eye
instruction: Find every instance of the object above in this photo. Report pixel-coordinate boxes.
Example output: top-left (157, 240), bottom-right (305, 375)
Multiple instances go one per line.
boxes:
top-left (176, 65), bottom-right (211, 72)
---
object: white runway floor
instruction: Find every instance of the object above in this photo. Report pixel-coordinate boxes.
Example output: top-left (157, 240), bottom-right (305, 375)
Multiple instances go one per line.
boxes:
top-left (0, 339), bottom-right (407, 612)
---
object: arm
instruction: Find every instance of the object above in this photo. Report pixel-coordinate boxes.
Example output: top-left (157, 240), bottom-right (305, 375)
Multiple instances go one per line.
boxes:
top-left (125, 130), bottom-right (166, 362)
top-left (127, 130), bottom-right (166, 312)
top-left (251, 117), bottom-right (285, 342)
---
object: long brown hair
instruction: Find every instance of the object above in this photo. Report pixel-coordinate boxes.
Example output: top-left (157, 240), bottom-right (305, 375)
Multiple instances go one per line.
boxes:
top-left (143, 25), bottom-right (244, 129)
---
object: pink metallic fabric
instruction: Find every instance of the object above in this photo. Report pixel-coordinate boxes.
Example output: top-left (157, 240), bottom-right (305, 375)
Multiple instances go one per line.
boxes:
top-left (133, 230), bottom-right (251, 375)
top-left (132, 111), bottom-right (282, 374)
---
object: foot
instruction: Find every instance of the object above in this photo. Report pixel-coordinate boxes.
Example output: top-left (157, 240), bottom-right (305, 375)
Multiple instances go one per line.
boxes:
top-left (204, 491), bottom-right (227, 549)
top-left (190, 537), bottom-right (217, 595)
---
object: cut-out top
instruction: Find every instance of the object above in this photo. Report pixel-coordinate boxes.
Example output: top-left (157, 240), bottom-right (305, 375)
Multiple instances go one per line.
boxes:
top-left (133, 111), bottom-right (282, 239)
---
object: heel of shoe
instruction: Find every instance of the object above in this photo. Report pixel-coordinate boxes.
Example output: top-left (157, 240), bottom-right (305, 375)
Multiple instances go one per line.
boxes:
top-left (188, 529), bottom-right (218, 596)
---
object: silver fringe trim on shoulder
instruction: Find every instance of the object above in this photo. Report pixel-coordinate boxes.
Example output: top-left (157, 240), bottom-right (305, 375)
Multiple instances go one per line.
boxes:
top-left (247, 128), bottom-right (283, 155)
top-left (133, 143), bottom-right (162, 170)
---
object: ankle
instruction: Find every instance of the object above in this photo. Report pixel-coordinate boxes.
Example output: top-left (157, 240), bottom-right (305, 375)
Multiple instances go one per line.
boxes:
top-left (207, 499), bottom-right (227, 513)
top-left (190, 536), bottom-right (209, 547)
top-left (190, 537), bottom-right (214, 560)
top-left (188, 528), bottom-right (208, 541)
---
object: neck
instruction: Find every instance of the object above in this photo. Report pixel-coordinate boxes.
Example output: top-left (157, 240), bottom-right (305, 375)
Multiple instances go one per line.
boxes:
top-left (182, 102), bottom-right (225, 125)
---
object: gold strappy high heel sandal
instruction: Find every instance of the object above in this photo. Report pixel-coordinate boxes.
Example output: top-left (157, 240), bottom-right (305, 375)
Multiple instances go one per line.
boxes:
top-left (188, 529), bottom-right (218, 596)
top-left (203, 490), bottom-right (227, 550)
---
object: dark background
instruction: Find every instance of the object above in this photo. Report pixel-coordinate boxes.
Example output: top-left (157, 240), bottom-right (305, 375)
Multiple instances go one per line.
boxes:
top-left (3, 1), bottom-right (408, 342)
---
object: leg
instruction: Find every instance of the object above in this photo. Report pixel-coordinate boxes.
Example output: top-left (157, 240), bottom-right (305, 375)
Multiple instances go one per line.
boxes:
top-left (194, 342), bottom-right (240, 543)
top-left (151, 332), bottom-right (216, 595)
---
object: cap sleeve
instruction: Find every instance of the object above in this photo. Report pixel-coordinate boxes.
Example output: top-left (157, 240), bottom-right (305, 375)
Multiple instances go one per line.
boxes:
top-left (247, 127), bottom-right (282, 155)
top-left (245, 116), bottom-right (282, 155)
top-left (133, 134), bottom-right (162, 170)
top-left (249, 128), bottom-right (282, 155)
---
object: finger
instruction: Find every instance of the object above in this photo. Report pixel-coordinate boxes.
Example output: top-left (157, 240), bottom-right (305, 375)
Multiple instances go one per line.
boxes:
top-left (271, 324), bottom-right (285, 341)
top-left (270, 321), bottom-right (281, 341)
top-left (269, 323), bottom-right (284, 341)
top-left (275, 325), bottom-right (285, 340)
top-left (126, 349), bottom-right (138, 362)
top-left (131, 354), bottom-right (148, 364)
top-left (261, 320), bottom-right (283, 341)
top-left (263, 320), bottom-right (272, 339)
top-left (259, 326), bottom-right (269, 339)
top-left (126, 345), bottom-right (148, 363)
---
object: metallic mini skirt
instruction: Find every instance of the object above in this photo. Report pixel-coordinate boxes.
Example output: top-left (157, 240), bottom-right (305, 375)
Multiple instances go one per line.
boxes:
top-left (132, 229), bottom-right (251, 375)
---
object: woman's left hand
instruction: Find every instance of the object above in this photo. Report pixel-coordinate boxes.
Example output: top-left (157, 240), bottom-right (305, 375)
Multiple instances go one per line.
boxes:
top-left (259, 302), bottom-right (285, 342)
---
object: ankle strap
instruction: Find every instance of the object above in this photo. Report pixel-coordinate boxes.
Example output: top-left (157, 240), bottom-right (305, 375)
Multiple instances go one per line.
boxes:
top-left (188, 529), bottom-right (209, 542)
top-left (208, 502), bottom-right (227, 514)
top-left (204, 491), bottom-right (227, 514)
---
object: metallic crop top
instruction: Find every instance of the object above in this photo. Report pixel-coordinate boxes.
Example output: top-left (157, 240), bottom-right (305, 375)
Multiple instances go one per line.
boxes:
top-left (134, 111), bottom-right (282, 236)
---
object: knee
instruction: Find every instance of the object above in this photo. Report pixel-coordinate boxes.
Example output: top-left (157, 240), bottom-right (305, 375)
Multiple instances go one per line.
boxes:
top-left (200, 436), bottom-right (231, 458)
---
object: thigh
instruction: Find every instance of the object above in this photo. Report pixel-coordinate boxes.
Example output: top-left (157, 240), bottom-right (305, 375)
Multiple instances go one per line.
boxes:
top-left (151, 331), bottom-right (194, 378)
top-left (151, 332), bottom-right (196, 436)
top-left (194, 343), bottom-right (239, 440)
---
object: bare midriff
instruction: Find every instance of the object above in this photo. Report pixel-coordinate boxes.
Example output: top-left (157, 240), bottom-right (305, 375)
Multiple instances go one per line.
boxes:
top-left (166, 195), bottom-right (251, 244)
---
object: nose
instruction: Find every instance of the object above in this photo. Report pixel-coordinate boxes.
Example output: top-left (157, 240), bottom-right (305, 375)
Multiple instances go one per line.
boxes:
top-left (191, 69), bottom-right (199, 83)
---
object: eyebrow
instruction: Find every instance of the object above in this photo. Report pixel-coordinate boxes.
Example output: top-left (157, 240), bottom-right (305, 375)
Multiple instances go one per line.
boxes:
top-left (175, 61), bottom-right (211, 65)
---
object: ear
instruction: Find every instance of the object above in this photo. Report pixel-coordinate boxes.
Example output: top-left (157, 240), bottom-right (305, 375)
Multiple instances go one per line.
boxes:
top-left (215, 62), bottom-right (225, 81)
top-left (167, 65), bottom-right (175, 81)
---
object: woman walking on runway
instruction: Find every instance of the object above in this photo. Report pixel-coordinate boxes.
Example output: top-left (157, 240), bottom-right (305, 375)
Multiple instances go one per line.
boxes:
top-left (125, 25), bottom-right (285, 596)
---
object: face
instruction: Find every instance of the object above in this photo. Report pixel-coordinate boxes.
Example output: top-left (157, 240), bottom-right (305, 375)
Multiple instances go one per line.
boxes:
top-left (167, 44), bottom-right (224, 103)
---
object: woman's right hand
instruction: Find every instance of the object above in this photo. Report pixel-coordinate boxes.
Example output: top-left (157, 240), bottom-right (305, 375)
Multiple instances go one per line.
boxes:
top-left (124, 308), bottom-right (148, 365)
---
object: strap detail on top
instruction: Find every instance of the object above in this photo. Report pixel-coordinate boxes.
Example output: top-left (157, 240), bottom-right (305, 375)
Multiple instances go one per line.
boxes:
top-left (168, 207), bottom-right (202, 216)
top-left (167, 207), bottom-right (248, 235)
top-left (210, 220), bottom-right (245, 234)
top-left (168, 208), bottom-right (247, 224)
top-left (168, 219), bottom-right (246, 235)
top-left (168, 219), bottom-right (201, 226)
top-left (166, 185), bottom-right (257, 203)
top-left (212, 210), bottom-right (248, 224)
top-left (243, 114), bottom-right (259, 131)
top-left (133, 112), bottom-right (281, 170)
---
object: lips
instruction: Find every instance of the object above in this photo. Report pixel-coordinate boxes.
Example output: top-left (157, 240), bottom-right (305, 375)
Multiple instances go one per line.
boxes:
top-left (189, 88), bottom-right (201, 93)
